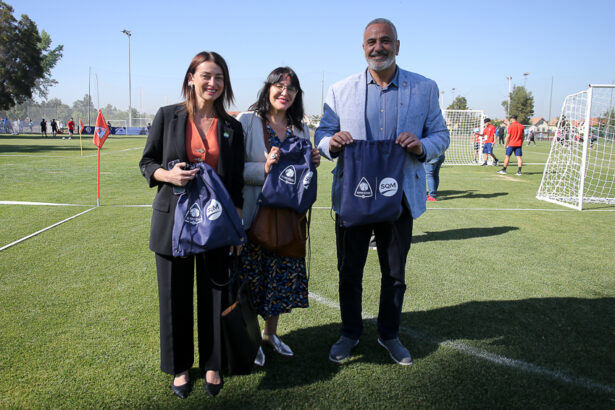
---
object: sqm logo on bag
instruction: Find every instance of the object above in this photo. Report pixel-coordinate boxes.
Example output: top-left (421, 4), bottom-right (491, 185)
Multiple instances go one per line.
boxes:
top-left (185, 203), bottom-right (203, 225)
top-left (302, 171), bottom-right (313, 189)
top-left (206, 199), bottom-right (223, 221)
top-left (354, 177), bottom-right (373, 198)
top-left (379, 177), bottom-right (398, 197)
top-left (279, 165), bottom-right (297, 185)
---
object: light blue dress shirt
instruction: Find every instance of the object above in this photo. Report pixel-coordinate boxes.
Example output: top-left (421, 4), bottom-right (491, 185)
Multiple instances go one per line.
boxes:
top-left (365, 68), bottom-right (399, 141)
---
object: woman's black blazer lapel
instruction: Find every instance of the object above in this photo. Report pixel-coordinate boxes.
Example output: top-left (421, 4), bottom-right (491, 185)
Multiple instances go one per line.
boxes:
top-left (171, 106), bottom-right (189, 163)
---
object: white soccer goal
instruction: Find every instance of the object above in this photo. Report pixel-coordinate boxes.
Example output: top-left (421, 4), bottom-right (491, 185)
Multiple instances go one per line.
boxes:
top-left (108, 119), bottom-right (127, 128)
top-left (442, 110), bottom-right (485, 165)
top-left (537, 84), bottom-right (615, 210)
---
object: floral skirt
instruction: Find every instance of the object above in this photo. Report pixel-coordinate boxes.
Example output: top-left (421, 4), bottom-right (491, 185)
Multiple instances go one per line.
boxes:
top-left (239, 241), bottom-right (309, 320)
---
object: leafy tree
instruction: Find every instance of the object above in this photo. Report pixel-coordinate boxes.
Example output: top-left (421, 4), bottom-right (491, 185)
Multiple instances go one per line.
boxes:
top-left (71, 94), bottom-right (97, 124)
top-left (501, 86), bottom-right (534, 124)
top-left (0, 1), bottom-right (62, 110)
top-left (308, 114), bottom-right (322, 130)
top-left (34, 30), bottom-right (63, 99)
top-left (447, 96), bottom-right (469, 110)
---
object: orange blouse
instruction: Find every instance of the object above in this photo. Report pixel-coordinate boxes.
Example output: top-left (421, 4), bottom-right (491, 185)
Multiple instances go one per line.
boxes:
top-left (186, 117), bottom-right (219, 170)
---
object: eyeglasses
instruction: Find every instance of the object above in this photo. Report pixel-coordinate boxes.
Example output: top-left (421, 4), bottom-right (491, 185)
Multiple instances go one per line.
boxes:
top-left (272, 83), bottom-right (298, 95)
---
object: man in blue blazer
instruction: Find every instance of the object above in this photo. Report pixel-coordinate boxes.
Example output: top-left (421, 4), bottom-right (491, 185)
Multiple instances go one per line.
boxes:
top-left (315, 18), bottom-right (449, 365)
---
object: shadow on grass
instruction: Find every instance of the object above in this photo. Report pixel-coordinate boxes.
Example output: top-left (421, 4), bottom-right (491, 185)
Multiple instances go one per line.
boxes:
top-left (255, 297), bottom-right (615, 393)
top-left (517, 171), bottom-right (544, 175)
top-left (437, 190), bottom-right (509, 200)
top-left (412, 226), bottom-right (519, 243)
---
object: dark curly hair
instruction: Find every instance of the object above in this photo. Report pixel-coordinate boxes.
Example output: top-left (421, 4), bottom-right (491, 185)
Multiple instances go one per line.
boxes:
top-left (248, 66), bottom-right (304, 129)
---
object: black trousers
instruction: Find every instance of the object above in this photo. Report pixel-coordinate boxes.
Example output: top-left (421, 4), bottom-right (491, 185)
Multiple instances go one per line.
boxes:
top-left (335, 204), bottom-right (413, 340)
top-left (155, 248), bottom-right (230, 375)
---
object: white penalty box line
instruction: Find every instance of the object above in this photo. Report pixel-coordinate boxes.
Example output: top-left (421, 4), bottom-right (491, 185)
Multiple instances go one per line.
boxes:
top-left (308, 292), bottom-right (615, 395)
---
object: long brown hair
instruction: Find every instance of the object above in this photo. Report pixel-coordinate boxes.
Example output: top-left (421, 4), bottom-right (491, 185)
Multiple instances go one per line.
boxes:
top-left (181, 51), bottom-right (234, 122)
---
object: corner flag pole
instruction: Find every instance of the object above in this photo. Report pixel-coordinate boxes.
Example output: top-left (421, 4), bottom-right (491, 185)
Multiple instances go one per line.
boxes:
top-left (92, 110), bottom-right (109, 207)
top-left (97, 146), bottom-right (101, 207)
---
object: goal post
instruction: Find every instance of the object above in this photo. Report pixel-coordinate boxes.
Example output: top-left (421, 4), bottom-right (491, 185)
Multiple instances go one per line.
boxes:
top-left (442, 109), bottom-right (485, 165)
top-left (537, 84), bottom-right (615, 210)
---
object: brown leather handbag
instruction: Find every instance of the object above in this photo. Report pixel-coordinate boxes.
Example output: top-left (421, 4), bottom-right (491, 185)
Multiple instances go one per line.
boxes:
top-left (248, 206), bottom-right (308, 258)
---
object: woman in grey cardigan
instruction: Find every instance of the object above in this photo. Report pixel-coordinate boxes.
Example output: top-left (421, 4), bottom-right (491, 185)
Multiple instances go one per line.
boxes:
top-left (237, 67), bottom-right (320, 366)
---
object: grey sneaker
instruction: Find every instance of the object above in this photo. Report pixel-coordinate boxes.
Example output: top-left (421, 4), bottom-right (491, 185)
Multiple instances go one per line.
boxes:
top-left (497, 169), bottom-right (506, 175)
top-left (515, 171), bottom-right (522, 176)
top-left (329, 336), bottom-right (359, 363)
top-left (377, 337), bottom-right (413, 366)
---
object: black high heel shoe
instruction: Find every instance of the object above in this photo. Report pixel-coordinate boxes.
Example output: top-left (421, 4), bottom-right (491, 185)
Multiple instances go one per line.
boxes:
top-left (171, 381), bottom-right (191, 399)
top-left (204, 375), bottom-right (224, 397)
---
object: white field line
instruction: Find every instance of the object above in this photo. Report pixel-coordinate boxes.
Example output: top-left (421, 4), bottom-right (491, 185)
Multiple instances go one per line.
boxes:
top-left (0, 207), bottom-right (96, 252)
top-left (0, 154), bottom-right (71, 159)
top-left (2, 203), bottom-right (613, 212)
top-left (311, 206), bottom-right (615, 212)
top-left (0, 201), bottom-right (90, 207)
top-left (80, 147), bottom-right (144, 158)
top-left (308, 291), bottom-right (615, 395)
top-left (0, 147), bottom-right (144, 160)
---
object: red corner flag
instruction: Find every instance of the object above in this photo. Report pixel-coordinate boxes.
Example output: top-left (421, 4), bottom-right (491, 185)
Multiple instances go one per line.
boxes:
top-left (93, 110), bottom-right (110, 148)
top-left (79, 119), bottom-right (85, 134)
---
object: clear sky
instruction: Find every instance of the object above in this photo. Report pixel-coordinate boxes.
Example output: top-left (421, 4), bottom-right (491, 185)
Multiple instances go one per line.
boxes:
top-left (11, 0), bottom-right (615, 120)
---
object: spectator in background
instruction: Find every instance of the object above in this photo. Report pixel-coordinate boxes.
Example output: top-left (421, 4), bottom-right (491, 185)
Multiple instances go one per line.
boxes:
top-left (497, 115), bottom-right (525, 176)
top-left (50, 119), bottom-right (58, 137)
top-left (425, 153), bottom-right (446, 201)
top-left (527, 129), bottom-right (536, 145)
top-left (40, 118), bottom-right (47, 137)
top-left (497, 124), bottom-right (505, 145)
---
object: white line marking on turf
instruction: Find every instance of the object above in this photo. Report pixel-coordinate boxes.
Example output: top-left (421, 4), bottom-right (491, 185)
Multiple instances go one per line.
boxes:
top-left (0, 201), bottom-right (90, 207)
top-left (427, 207), bottom-right (615, 212)
top-left (0, 207), bottom-right (96, 252)
top-left (308, 291), bottom-right (615, 395)
top-left (2, 203), bottom-right (612, 212)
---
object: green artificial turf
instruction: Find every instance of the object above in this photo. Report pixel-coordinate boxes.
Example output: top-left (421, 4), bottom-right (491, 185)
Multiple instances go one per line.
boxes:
top-left (1, 135), bottom-right (614, 408)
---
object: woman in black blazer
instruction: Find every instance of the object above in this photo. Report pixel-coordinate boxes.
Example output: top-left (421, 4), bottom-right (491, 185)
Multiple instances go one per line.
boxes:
top-left (139, 51), bottom-right (244, 399)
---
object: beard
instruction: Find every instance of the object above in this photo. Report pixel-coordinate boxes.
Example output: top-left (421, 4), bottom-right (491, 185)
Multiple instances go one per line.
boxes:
top-left (366, 50), bottom-right (396, 72)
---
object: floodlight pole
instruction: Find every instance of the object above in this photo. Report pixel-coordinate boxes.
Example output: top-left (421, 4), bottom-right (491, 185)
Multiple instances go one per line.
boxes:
top-left (122, 29), bottom-right (132, 128)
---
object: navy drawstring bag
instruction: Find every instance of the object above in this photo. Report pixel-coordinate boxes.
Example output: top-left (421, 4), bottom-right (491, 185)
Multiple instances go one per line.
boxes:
top-left (337, 139), bottom-right (405, 227)
top-left (172, 162), bottom-right (246, 257)
top-left (258, 136), bottom-right (317, 214)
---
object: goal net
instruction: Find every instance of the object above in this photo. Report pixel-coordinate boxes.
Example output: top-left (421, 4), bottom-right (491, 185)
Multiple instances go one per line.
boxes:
top-left (442, 110), bottom-right (485, 165)
top-left (537, 84), bottom-right (615, 210)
